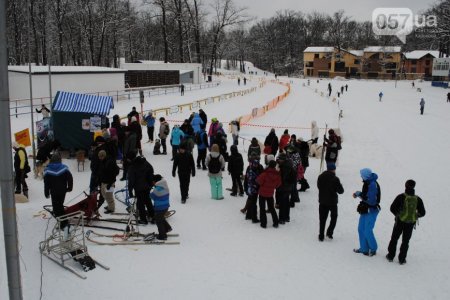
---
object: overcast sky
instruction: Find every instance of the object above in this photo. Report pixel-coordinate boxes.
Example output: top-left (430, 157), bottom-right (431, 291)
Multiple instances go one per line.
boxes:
top-left (201, 0), bottom-right (437, 22)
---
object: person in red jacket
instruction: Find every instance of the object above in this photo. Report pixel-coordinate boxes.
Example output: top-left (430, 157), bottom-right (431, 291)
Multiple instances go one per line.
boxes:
top-left (256, 156), bottom-right (281, 228)
top-left (279, 129), bottom-right (290, 153)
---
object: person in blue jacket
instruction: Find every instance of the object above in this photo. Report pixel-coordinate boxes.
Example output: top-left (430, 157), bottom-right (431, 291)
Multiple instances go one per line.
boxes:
top-left (150, 175), bottom-right (172, 240)
top-left (190, 112), bottom-right (204, 134)
top-left (353, 168), bottom-right (381, 256)
top-left (144, 111), bottom-right (156, 143)
top-left (170, 125), bottom-right (185, 160)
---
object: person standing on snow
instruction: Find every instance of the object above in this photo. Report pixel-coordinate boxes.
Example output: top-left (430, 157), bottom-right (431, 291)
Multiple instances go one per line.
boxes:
top-left (97, 150), bottom-right (119, 214)
top-left (195, 127), bottom-right (209, 170)
top-left (158, 117), bottom-right (170, 155)
top-left (13, 142), bottom-right (30, 196)
top-left (150, 175), bottom-right (172, 240)
top-left (311, 121), bottom-right (319, 144)
top-left (243, 153), bottom-right (264, 222)
top-left (190, 112), bottom-right (204, 134)
top-left (328, 83), bottom-right (332, 97)
top-left (353, 168), bottom-right (381, 257)
top-left (144, 111), bottom-right (156, 143)
top-left (44, 153), bottom-right (73, 229)
top-left (279, 129), bottom-right (290, 153)
top-left (227, 145), bottom-right (244, 197)
top-left (386, 179), bottom-right (426, 265)
top-left (170, 125), bottom-right (185, 161)
top-left (420, 98), bottom-right (425, 115)
top-left (447, 92), bottom-right (450, 103)
top-left (324, 129), bottom-right (340, 165)
top-left (206, 144), bottom-right (226, 200)
top-left (199, 109), bottom-right (208, 129)
top-left (379, 92), bottom-right (383, 102)
top-left (230, 120), bottom-right (240, 146)
top-left (317, 162), bottom-right (344, 241)
top-left (263, 128), bottom-right (279, 156)
top-left (256, 156), bottom-right (281, 229)
top-left (172, 143), bottom-right (195, 204)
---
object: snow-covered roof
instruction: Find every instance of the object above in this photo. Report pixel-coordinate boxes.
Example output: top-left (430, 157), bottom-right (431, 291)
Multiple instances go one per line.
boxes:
top-left (303, 47), bottom-right (335, 53)
top-left (180, 70), bottom-right (193, 74)
top-left (404, 50), bottom-right (440, 60)
top-left (8, 66), bottom-right (126, 74)
top-left (134, 60), bottom-right (167, 64)
top-left (364, 46), bottom-right (401, 53)
top-left (349, 50), bottom-right (364, 57)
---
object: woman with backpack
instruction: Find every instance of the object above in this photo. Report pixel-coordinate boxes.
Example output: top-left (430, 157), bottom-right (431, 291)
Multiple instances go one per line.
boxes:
top-left (206, 144), bottom-right (226, 200)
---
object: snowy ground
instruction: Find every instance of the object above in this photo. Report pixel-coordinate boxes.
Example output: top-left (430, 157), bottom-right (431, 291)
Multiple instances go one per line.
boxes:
top-left (1, 69), bottom-right (450, 299)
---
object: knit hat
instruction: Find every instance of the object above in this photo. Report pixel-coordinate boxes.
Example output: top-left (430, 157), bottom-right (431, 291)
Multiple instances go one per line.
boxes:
top-left (98, 150), bottom-right (107, 159)
top-left (211, 144), bottom-right (220, 153)
top-left (326, 162), bottom-right (336, 171)
top-left (360, 168), bottom-right (372, 180)
top-left (50, 153), bottom-right (62, 163)
top-left (405, 179), bottom-right (416, 189)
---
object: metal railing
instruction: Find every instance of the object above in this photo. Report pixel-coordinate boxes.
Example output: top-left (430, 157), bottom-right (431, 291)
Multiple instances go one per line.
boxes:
top-left (10, 81), bottom-right (221, 118)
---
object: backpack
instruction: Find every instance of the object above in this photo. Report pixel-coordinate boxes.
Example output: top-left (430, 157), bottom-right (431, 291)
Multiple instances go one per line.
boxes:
top-left (164, 125), bottom-right (170, 135)
top-left (399, 194), bottom-right (418, 223)
top-left (336, 136), bottom-right (342, 150)
top-left (208, 154), bottom-right (221, 174)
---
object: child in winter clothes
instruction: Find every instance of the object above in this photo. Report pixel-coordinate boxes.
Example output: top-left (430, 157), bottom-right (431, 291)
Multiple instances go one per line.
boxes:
top-left (172, 143), bottom-right (195, 203)
top-left (243, 154), bottom-right (264, 222)
top-left (276, 153), bottom-right (296, 224)
top-left (170, 125), bottom-right (185, 160)
top-left (206, 144), bottom-right (226, 200)
top-left (150, 175), bottom-right (172, 240)
top-left (353, 168), bottom-right (381, 256)
top-left (196, 128), bottom-right (209, 169)
top-left (279, 130), bottom-right (290, 152)
top-left (256, 159), bottom-right (281, 228)
top-left (247, 137), bottom-right (261, 160)
top-left (286, 144), bottom-right (302, 206)
top-left (227, 145), bottom-right (244, 196)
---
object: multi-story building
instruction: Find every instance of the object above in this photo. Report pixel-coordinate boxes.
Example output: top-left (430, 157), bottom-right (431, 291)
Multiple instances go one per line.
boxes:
top-left (403, 50), bottom-right (439, 79)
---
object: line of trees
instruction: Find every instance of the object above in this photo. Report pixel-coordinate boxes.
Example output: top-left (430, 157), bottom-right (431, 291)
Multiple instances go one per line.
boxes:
top-left (6, 0), bottom-right (450, 76)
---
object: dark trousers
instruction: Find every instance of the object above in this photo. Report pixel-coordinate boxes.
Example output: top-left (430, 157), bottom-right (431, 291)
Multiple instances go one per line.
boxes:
top-left (231, 173), bottom-right (243, 194)
top-left (147, 126), bottom-right (154, 142)
top-left (387, 220), bottom-right (415, 262)
top-left (52, 193), bottom-right (68, 229)
top-left (197, 148), bottom-right (207, 168)
top-left (245, 194), bottom-right (258, 221)
top-left (420, 107), bottom-right (424, 115)
top-left (136, 189), bottom-right (154, 222)
top-left (178, 173), bottom-right (191, 200)
top-left (15, 170), bottom-right (28, 193)
top-left (277, 190), bottom-right (290, 222)
top-left (290, 183), bottom-right (300, 205)
top-left (122, 159), bottom-right (129, 179)
top-left (259, 196), bottom-right (278, 226)
top-left (172, 145), bottom-right (179, 159)
top-left (319, 204), bottom-right (338, 237)
top-left (161, 138), bottom-right (167, 153)
top-left (89, 172), bottom-right (98, 193)
top-left (155, 209), bottom-right (172, 239)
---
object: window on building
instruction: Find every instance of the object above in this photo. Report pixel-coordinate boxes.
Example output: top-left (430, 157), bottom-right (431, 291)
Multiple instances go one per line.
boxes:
top-left (411, 60), bottom-right (417, 65)
top-left (425, 60), bottom-right (430, 65)
top-left (411, 67), bottom-right (416, 73)
top-left (354, 59), bottom-right (360, 64)
top-left (314, 54), bottom-right (319, 59)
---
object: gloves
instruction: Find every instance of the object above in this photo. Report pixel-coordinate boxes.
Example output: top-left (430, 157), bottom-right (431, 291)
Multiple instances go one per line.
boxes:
top-left (353, 191), bottom-right (361, 198)
top-left (172, 172), bottom-right (176, 177)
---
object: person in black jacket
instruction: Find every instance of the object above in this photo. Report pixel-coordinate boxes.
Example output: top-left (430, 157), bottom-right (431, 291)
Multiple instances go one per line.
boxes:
top-left (44, 154), bottom-right (73, 229)
top-left (263, 129), bottom-right (279, 156)
top-left (386, 179), bottom-right (426, 265)
top-left (199, 109), bottom-right (207, 129)
top-left (297, 137), bottom-right (310, 191)
top-left (89, 136), bottom-right (107, 193)
top-left (128, 151), bottom-right (155, 224)
top-left (13, 142), bottom-right (30, 195)
top-left (276, 153), bottom-right (296, 224)
top-left (227, 145), bottom-right (244, 196)
top-left (172, 143), bottom-right (195, 203)
top-left (317, 162), bottom-right (344, 241)
top-left (97, 150), bottom-right (119, 213)
top-left (35, 140), bottom-right (60, 179)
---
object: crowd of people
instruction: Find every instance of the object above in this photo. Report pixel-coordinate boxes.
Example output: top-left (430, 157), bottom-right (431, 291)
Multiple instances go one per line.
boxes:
top-left (12, 103), bottom-right (427, 258)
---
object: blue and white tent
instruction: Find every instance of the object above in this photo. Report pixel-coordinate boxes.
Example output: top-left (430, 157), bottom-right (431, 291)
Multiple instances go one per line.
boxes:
top-left (52, 91), bottom-right (114, 150)
top-left (53, 91), bottom-right (114, 115)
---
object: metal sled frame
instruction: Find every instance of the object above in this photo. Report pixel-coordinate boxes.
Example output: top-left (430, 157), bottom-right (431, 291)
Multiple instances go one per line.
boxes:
top-left (39, 211), bottom-right (109, 279)
top-left (114, 179), bottom-right (131, 208)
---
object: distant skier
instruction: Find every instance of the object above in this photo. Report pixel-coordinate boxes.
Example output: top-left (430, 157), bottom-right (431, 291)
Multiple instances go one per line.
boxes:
top-left (411, 81), bottom-right (415, 88)
top-left (340, 86), bottom-right (344, 94)
top-left (447, 92), bottom-right (450, 103)
top-left (345, 84), bottom-right (348, 91)
top-left (180, 84), bottom-right (185, 96)
top-left (379, 92), bottom-right (383, 102)
top-left (420, 98), bottom-right (425, 115)
top-left (238, 77), bottom-right (241, 85)
top-left (243, 77), bottom-right (247, 85)
top-left (328, 83), bottom-right (332, 97)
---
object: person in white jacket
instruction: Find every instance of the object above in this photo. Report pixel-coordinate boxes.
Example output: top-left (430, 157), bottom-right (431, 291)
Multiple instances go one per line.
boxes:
top-left (311, 121), bottom-right (319, 144)
top-left (230, 120), bottom-right (240, 146)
